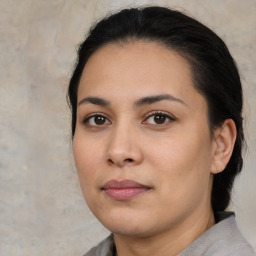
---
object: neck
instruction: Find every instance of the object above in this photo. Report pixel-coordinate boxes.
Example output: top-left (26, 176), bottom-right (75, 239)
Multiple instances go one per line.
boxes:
top-left (114, 208), bottom-right (215, 256)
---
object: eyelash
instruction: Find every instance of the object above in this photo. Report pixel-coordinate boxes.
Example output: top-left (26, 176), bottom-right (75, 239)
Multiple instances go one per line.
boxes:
top-left (82, 111), bottom-right (175, 127)
top-left (143, 111), bottom-right (175, 126)
top-left (83, 113), bottom-right (111, 127)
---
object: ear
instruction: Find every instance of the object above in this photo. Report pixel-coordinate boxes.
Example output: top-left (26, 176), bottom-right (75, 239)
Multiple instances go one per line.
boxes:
top-left (211, 119), bottom-right (237, 175)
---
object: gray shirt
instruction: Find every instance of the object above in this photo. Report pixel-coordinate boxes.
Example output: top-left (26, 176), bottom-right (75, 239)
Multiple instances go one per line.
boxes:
top-left (84, 212), bottom-right (255, 256)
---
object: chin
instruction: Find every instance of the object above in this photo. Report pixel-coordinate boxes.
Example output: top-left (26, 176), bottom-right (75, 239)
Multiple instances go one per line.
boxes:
top-left (106, 223), bottom-right (154, 238)
top-left (96, 209), bottom-right (157, 238)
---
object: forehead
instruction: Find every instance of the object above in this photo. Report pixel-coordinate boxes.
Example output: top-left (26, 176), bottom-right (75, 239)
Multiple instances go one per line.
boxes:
top-left (78, 41), bottom-right (205, 109)
top-left (81, 41), bottom-right (191, 86)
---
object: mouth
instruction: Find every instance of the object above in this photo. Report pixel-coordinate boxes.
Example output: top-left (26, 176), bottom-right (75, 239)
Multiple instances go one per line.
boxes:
top-left (102, 179), bottom-right (151, 201)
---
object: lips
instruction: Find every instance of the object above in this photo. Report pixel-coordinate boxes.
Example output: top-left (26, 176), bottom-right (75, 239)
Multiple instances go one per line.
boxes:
top-left (102, 179), bottom-right (151, 201)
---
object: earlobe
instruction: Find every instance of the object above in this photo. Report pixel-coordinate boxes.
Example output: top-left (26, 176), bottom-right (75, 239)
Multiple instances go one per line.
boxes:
top-left (211, 119), bottom-right (237, 174)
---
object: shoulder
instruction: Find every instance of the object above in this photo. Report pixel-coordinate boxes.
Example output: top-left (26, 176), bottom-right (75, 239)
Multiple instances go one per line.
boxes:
top-left (179, 212), bottom-right (255, 256)
top-left (82, 234), bottom-right (114, 256)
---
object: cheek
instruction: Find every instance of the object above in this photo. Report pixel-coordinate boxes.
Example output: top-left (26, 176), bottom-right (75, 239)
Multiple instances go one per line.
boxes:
top-left (147, 124), bottom-right (213, 192)
top-left (73, 141), bottom-right (103, 213)
top-left (73, 130), bottom-right (104, 167)
top-left (149, 131), bottom-right (211, 170)
top-left (73, 136), bottom-right (102, 191)
top-left (145, 137), bottom-right (213, 225)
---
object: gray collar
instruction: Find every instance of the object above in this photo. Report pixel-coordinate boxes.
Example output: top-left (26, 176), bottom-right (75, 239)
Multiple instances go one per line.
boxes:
top-left (178, 212), bottom-right (255, 255)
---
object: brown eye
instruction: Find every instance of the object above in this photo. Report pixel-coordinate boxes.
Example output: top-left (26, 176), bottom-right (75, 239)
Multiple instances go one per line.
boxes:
top-left (85, 115), bottom-right (111, 126)
top-left (153, 114), bottom-right (167, 124)
top-left (144, 112), bottom-right (175, 125)
top-left (94, 115), bottom-right (106, 125)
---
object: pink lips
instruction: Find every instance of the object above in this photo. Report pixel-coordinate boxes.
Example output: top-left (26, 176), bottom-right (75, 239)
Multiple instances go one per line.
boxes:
top-left (103, 179), bottom-right (151, 201)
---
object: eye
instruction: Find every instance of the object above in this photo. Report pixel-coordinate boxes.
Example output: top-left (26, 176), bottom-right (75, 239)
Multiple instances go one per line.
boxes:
top-left (84, 114), bottom-right (111, 126)
top-left (143, 112), bottom-right (175, 125)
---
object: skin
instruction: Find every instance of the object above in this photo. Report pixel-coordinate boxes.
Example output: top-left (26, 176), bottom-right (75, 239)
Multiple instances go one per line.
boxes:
top-left (73, 41), bottom-right (236, 256)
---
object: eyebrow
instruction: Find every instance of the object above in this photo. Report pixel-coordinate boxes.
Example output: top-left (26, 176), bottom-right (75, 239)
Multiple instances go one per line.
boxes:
top-left (134, 94), bottom-right (186, 107)
top-left (78, 94), bottom-right (185, 107)
top-left (78, 97), bottom-right (110, 106)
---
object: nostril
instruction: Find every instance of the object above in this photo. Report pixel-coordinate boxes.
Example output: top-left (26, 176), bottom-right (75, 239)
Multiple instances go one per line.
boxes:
top-left (125, 158), bottom-right (134, 163)
top-left (107, 159), bottom-right (114, 165)
top-left (106, 157), bottom-right (135, 166)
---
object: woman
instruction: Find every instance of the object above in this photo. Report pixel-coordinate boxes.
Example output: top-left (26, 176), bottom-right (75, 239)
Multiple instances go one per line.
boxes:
top-left (67, 6), bottom-right (255, 256)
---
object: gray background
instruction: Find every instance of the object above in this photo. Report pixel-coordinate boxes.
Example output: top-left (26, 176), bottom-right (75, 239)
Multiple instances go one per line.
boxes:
top-left (0, 0), bottom-right (255, 255)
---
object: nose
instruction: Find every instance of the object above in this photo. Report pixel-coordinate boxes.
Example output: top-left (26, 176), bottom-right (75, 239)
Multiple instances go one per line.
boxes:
top-left (106, 123), bottom-right (143, 167)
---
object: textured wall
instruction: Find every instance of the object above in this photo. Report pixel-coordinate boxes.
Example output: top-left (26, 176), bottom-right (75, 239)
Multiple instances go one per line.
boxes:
top-left (0, 0), bottom-right (255, 255)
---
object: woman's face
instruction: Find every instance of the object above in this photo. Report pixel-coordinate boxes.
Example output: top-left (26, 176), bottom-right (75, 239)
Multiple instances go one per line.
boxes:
top-left (73, 41), bottom-right (216, 237)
